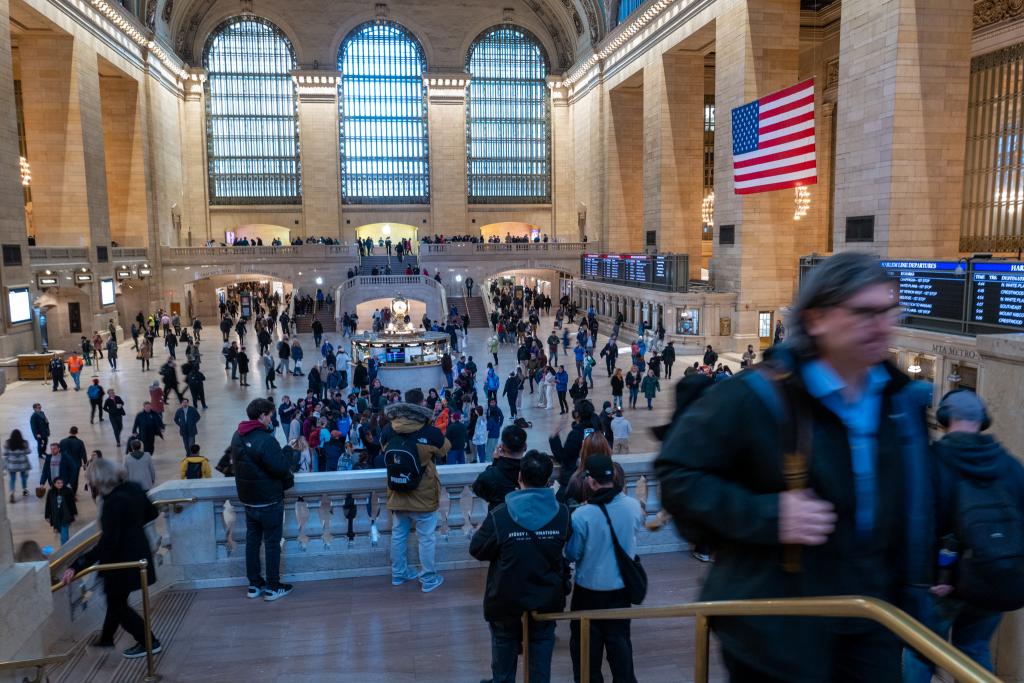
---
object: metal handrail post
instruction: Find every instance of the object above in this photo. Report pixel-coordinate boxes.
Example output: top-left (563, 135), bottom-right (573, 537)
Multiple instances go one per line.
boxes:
top-left (138, 559), bottom-right (159, 682)
top-left (694, 614), bottom-right (710, 683)
top-left (579, 617), bottom-right (591, 683)
top-left (521, 613), bottom-right (529, 681)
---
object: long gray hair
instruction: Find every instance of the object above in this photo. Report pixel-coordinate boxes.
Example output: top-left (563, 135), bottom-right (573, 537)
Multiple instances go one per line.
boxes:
top-left (87, 457), bottom-right (126, 497)
top-left (785, 252), bottom-right (893, 358)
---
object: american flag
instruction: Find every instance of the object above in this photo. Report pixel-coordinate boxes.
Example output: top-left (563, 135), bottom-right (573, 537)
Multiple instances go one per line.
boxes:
top-left (731, 78), bottom-right (817, 195)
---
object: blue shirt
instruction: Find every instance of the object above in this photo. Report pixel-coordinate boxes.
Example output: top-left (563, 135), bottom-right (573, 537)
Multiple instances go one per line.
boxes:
top-left (801, 360), bottom-right (890, 535)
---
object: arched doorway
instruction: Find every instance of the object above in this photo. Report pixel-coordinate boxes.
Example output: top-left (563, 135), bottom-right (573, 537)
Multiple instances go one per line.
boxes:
top-left (479, 222), bottom-right (544, 242)
top-left (184, 273), bottom-right (296, 322)
top-left (354, 223), bottom-right (419, 254)
top-left (232, 224), bottom-right (292, 245)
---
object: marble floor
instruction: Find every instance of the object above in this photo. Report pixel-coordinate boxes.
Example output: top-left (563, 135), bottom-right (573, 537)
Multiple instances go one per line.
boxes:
top-left (2, 312), bottom-right (737, 552)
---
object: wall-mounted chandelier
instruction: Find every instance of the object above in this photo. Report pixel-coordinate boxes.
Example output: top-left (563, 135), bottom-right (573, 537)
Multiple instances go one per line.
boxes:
top-left (19, 156), bottom-right (30, 187)
top-left (793, 185), bottom-right (810, 221)
top-left (701, 191), bottom-right (714, 226)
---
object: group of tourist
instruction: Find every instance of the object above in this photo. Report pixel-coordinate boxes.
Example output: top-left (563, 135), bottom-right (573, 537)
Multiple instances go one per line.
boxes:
top-left (420, 233), bottom-right (553, 244)
top-left (357, 235), bottom-right (414, 261)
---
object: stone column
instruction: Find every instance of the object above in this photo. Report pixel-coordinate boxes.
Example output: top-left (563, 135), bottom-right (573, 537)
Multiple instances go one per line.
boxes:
top-left (99, 73), bottom-right (148, 246)
top-left (713, 0), bottom-right (801, 349)
top-left (180, 69), bottom-right (210, 245)
top-left (426, 74), bottom-right (469, 238)
top-left (605, 82), bottom-right (645, 252)
top-left (293, 71), bottom-right (342, 241)
top-left (643, 51), bottom-right (704, 277)
top-left (831, 0), bottom-right (972, 258)
top-left (550, 79), bottom-right (575, 241)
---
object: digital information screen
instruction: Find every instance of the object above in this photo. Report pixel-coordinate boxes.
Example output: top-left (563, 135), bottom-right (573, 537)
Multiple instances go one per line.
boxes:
top-left (969, 262), bottom-right (1024, 330)
top-left (580, 254), bottom-right (682, 291)
top-left (7, 287), bottom-right (30, 324)
top-left (100, 278), bottom-right (115, 306)
top-left (881, 260), bottom-right (965, 322)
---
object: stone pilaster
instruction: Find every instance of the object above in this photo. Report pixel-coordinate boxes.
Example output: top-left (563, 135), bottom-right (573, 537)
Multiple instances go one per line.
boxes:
top-left (550, 79), bottom-right (575, 241)
top-left (99, 72), bottom-right (148, 246)
top-left (605, 82), bottom-right (644, 252)
top-left (426, 73), bottom-right (469, 237)
top-left (713, 0), bottom-right (801, 347)
top-left (831, 0), bottom-right (972, 258)
top-left (643, 51), bottom-right (704, 277)
top-left (181, 68), bottom-right (210, 245)
top-left (293, 70), bottom-right (341, 241)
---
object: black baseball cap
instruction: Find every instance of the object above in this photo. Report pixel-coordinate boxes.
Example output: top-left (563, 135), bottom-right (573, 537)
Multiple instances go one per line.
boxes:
top-left (585, 454), bottom-right (615, 484)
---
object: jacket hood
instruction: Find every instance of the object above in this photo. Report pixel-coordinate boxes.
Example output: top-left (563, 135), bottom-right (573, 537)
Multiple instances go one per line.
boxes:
top-left (934, 432), bottom-right (1005, 480)
top-left (130, 450), bottom-right (146, 461)
top-left (384, 402), bottom-right (432, 425)
top-left (237, 419), bottom-right (267, 436)
top-left (505, 487), bottom-right (559, 531)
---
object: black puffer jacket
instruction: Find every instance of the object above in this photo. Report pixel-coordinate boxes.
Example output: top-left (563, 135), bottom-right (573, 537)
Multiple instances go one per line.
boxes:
top-left (472, 457), bottom-right (521, 511)
top-left (231, 420), bottom-right (293, 505)
top-left (73, 481), bottom-right (158, 593)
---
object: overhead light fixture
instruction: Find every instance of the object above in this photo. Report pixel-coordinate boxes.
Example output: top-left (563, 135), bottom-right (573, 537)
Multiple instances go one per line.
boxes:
top-left (36, 274), bottom-right (58, 287)
top-left (793, 186), bottom-right (811, 221)
top-left (907, 356), bottom-right (922, 376)
top-left (75, 272), bottom-right (94, 283)
top-left (315, 276), bottom-right (323, 285)
top-left (947, 365), bottom-right (962, 384)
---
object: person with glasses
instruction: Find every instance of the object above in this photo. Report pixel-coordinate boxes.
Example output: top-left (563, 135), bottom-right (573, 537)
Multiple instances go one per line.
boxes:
top-left (655, 252), bottom-right (931, 682)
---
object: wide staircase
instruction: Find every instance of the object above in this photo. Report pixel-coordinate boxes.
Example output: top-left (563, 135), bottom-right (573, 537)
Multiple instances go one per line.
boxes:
top-left (359, 253), bottom-right (418, 273)
top-left (292, 306), bottom-right (335, 334)
top-left (447, 295), bottom-right (488, 327)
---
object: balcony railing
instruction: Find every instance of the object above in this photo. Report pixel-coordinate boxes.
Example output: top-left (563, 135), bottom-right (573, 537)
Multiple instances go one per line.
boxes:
top-left (160, 243), bottom-right (358, 261)
top-left (27, 246), bottom-right (89, 264)
top-left (111, 247), bottom-right (149, 259)
top-left (420, 241), bottom-right (594, 255)
top-left (339, 274), bottom-right (444, 292)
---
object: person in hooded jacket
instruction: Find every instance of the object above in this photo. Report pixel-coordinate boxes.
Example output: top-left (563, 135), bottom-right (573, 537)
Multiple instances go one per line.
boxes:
top-left (231, 398), bottom-right (294, 602)
top-left (471, 425), bottom-right (527, 510)
top-left (470, 450), bottom-right (570, 683)
top-left (123, 439), bottom-right (156, 491)
top-left (383, 389), bottom-right (450, 592)
top-left (903, 390), bottom-right (1024, 680)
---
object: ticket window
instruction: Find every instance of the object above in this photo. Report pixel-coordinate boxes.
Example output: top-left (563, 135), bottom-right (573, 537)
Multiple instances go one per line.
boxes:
top-left (758, 312), bottom-right (773, 349)
top-left (957, 365), bottom-right (978, 392)
top-left (678, 309), bottom-right (699, 335)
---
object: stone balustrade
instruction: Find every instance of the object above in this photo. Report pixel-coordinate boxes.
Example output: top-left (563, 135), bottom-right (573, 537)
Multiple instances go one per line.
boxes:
top-left (146, 454), bottom-right (682, 589)
top-left (160, 243), bottom-right (358, 264)
top-left (420, 241), bottom-right (594, 256)
top-left (110, 247), bottom-right (149, 260)
top-left (27, 246), bottom-right (90, 265)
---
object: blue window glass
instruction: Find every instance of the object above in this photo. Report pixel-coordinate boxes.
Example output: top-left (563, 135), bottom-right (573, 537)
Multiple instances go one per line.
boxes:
top-left (203, 17), bottom-right (300, 204)
top-left (616, 0), bottom-right (645, 25)
top-left (339, 22), bottom-right (429, 204)
top-left (467, 26), bottom-right (550, 204)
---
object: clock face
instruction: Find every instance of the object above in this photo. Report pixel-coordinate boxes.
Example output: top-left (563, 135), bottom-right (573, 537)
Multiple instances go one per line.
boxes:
top-left (392, 298), bottom-right (408, 315)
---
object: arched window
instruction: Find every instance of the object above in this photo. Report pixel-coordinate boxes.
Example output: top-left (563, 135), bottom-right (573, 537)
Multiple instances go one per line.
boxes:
top-left (615, 0), bottom-right (645, 26)
top-left (467, 26), bottom-right (550, 204)
top-left (339, 22), bottom-right (429, 204)
top-left (203, 17), bottom-right (300, 204)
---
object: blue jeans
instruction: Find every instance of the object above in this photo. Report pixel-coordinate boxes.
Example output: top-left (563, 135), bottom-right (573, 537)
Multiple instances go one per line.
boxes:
top-left (8, 470), bottom-right (28, 492)
top-left (59, 524), bottom-right (70, 544)
top-left (490, 617), bottom-right (556, 683)
top-left (390, 510), bottom-right (438, 582)
top-left (628, 387), bottom-right (639, 408)
top-left (903, 595), bottom-right (1001, 681)
top-left (475, 443), bottom-right (487, 463)
top-left (244, 502), bottom-right (284, 588)
top-left (71, 372), bottom-right (81, 389)
top-left (446, 449), bottom-right (465, 465)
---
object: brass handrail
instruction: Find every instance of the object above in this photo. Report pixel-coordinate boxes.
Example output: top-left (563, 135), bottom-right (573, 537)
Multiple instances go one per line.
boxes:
top-left (52, 559), bottom-right (159, 682)
top-left (0, 641), bottom-right (84, 681)
top-left (527, 596), bottom-right (1001, 683)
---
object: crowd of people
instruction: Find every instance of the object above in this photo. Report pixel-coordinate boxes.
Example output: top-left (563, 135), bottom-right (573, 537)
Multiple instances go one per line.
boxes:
top-left (420, 232), bottom-right (555, 244)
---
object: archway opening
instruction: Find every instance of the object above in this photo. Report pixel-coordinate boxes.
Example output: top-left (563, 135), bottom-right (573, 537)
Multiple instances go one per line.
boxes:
top-left (355, 297), bottom-right (428, 330)
top-left (355, 223), bottom-right (419, 253)
top-left (479, 222), bottom-right (544, 242)
top-left (232, 224), bottom-right (292, 245)
top-left (184, 273), bottom-right (296, 322)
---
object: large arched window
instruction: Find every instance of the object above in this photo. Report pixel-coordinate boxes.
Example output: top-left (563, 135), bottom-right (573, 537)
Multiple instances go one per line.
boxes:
top-left (615, 0), bottom-right (645, 26)
top-left (339, 22), bottom-right (429, 204)
top-left (203, 17), bottom-right (300, 204)
top-left (467, 26), bottom-right (550, 204)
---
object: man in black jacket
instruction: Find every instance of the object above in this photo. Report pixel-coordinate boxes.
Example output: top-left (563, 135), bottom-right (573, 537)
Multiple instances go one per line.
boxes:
top-left (58, 426), bottom-right (87, 492)
top-left (549, 400), bottom-right (601, 499)
top-left (472, 425), bottom-right (527, 510)
top-left (655, 252), bottom-right (928, 682)
top-left (131, 403), bottom-right (164, 455)
top-left (103, 389), bottom-right (126, 447)
top-left (470, 451), bottom-right (570, 683)
top-left (30, 403), bottom-right (50, 460)
top-left (232, 398), bottom-right (294, 602)
top-left (186, 368), bottom-right (208, 409)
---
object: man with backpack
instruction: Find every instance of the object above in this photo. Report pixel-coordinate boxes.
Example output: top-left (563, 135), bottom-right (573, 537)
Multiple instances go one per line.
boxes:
top-left (470, 451), bottom-right (571, 683)
top-left (87, 378), bottom-right (105, 423)
top-left (655, 253), bottom-right (929, 682)
top-left (903, 389), bottom-right (1024, 679)
top-left (565, 453), bottom-right (645, 683)
top-left (231, 398), bottom-right (294, 602)
top-left (382, 388), bottom-right (450, 593)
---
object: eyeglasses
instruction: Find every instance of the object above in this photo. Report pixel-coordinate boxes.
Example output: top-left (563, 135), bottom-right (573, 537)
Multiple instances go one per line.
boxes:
top-left (837, 302), bottom-right (903, 321)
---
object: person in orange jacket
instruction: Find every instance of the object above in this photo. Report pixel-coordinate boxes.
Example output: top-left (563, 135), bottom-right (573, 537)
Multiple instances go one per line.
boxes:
top-left (66, 353), bottom-right (85, 391)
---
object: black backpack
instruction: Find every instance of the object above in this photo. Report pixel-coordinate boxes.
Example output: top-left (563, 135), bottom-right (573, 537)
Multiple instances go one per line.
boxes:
top-left (184, 459), bottom-right (205, 479)
top-left (953, 475), bottom-right (1024, 611)
top-left (384, 433), bottom-right (424, 492)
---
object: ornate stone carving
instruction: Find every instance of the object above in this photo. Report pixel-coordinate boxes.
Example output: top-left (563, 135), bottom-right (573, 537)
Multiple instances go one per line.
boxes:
top-left (974, 0), bottom-right (1024, 29)
top-left (145, 0), bottom-right (157, 29)
top-left (573, 10), bottom-right (584, 35)
top-left (582, 0), bottom-right (601, 44)
top-left (825, 58), bottom-right (839, 91)
top-left (162, 0), bottom-right (173, 23)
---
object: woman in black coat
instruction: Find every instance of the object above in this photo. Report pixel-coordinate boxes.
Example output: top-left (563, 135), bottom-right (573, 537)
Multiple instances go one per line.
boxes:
top-left (62, 459), bottom-right (161, 658)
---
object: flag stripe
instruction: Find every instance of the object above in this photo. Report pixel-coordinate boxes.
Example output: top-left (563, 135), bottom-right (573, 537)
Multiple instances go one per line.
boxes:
top-left (735, 158), bottom-right (817, 183)
top-left (736, 177), bottom-right (817, 194)
top-left (732, 78), bottom-right (817, 195)
top-left (735, 150), bottom-right (816, 174)
top-left (735, 167), bottom-right (818, 190)
top-left (759, 94), bottom-right (814, 121)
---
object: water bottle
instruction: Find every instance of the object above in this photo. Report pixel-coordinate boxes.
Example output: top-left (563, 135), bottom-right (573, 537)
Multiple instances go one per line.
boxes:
top-left (937, 535), bottom-right (959, 586)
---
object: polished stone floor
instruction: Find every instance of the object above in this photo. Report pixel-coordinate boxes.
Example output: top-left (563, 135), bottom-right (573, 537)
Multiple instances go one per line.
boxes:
top-left (3, 311), bottom-right (738, 551)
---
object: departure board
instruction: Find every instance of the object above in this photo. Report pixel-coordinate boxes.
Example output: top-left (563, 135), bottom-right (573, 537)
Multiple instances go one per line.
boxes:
top-left (880, 260), bottom-right (965, 322)
top-left (969, 262), bottom-right (1024, 330)
top-left (580, 253), bottom-right (687, 291)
